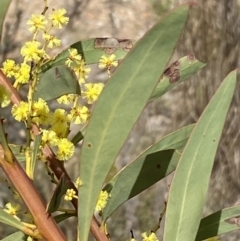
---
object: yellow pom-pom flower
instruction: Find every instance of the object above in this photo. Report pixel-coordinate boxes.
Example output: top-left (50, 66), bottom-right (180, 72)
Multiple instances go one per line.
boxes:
top-left (41, 129), bottom-right (59, 146)
top-left (65, 48), bottom-right (82, 67)
top-left (1, 59), bottom-right (19, 78)
top-left (56, 138), bottom-right (74, 161)
top-left (75, 177), bottom-right (83, 188)
top-left (51, 121), bottom-right (69, 138)
top-left (72, 59), bottom-right (91, 84)
top-left (82, 83), bottom-right (104, 104)
top-left (95, 190), bottom-right (110, 212)
top-left (99, 54), bottom-right (118, 70)
top-left (42, 33), bottom-right (61, 48)
top-left (68, 106), bottom-right (90, 124)
top-left (49, 109), bottom-right (70, 137)
top-left (0, 85), bottom-right (11, 108)
top-left (11, 101), bottom-right (29, 122)
top-left (49, 8), bottom-right (69, 29)
top-left (64, 189), bottom-right (77, 201)
top-left (3, 202), bottom-right (21, 220)
top-left (26, 14), bottom-right (48, 33)
top-left (21, 41), bottom-right (44, 62)
top-left (14, 63), bottom-right (31, 84)
top-left (32, 98), bottom-right (50, 125)
top-left (50, 108), bottom-right (70, 125)
top-left (141, 232), bottom-right (159, 241)
top-left (57, 94), bottom-right (76, 105)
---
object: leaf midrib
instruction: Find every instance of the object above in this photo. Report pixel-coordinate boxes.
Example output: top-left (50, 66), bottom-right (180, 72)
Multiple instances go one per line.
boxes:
top-left (174, 85), bottom-right (229, 241)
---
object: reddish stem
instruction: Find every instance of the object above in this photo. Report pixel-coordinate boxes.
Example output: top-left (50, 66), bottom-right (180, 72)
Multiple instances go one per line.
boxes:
top-left (0, 147), bottom-right (67, 241)
top-left (0, 70), bottom-right (108, 241)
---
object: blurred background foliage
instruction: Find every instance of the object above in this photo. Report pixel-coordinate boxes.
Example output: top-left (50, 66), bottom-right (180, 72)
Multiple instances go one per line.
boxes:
top-left (1, 0), bottom-right (240, 240)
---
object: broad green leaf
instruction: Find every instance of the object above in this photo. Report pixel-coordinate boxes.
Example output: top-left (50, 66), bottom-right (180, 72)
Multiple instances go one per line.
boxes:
top-left (78, 6), bottom-right (190, 241)
top-left (0, 209), bottom-right (24, 230)
top-left (71, 54), bottom-right (205, 145)
top-left (34, 65), bottom-right (80, 101)
top-left (46, 174), bottom-right (69, 213)
top-left (40, 38), bottom-right (135, 73)
top-left (102, 124), bottom-right (195, 221)
top-left (196, 205), bottom-right (240, 241)
top-left (0, 0), bottom-right (11, 42)
top-left (0, 231), bottom-right (26, 241)
top-left (163, 70), bottom-right (237, 241)
top-left (54, 213), bottom-right (76, 224)
top-left (104, 164), bottom-right (118, 185)
top-left (149, 55), bottom-right (206, 102)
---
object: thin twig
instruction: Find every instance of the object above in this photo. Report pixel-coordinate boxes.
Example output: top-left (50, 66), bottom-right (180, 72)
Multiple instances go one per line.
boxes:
top-left (151, 201), bottom-right (167, 233)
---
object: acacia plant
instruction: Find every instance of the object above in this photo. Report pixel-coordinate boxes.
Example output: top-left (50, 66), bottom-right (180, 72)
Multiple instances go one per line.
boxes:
top-left (0, 1), bottom-right (239, 241)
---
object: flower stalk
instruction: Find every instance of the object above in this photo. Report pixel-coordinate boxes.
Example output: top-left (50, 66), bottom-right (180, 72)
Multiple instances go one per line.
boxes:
top-left (0, 69), bottom-right (109, 241)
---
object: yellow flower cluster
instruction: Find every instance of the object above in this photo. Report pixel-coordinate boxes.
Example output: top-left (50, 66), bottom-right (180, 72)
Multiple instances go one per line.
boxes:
top-left (21, 41), bottom-right (45, 62)
top-left (11, 101), bottom-right (29, 121)
top-left (64, 189), bottom-right (77, 201)
top-left (64, 187), bottom-right (110, 213)
top-left (0, 4), bottom-right (125, 238)
top-left (3, 202), bottom-right (21, 221)
top-left (65, 48), bottom-right (90, 84)
top-left (68, 106), bottom-right (90, 125)
top-left (75, 177), bottom-right (83, 187)
top-left (11, 98), bottom-right (76, 161)
top-left (127, 232), bottom-right (159, 241)
top-left (99, 54), bottom-right (118, 70)
top-left (58, 48), bottom-right (107, 117)
top-left (0, 85), bottom-right (11, 107)
top-left (95, 190), bottom-right (110, 212)
top-left (1, 7), bottom-right (119, 168)
top-left (82, 83), bottom-right (104, 104)
top-left (1, 8), bottom-right (69, 85)
top-left (2, 60), bottom-right (30, 85)
top-left (141, 232), bottom-right (159, 241)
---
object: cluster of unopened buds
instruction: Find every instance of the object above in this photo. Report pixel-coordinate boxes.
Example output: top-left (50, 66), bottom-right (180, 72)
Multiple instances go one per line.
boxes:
top-left (64, 177), bottom-right (110, 213)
